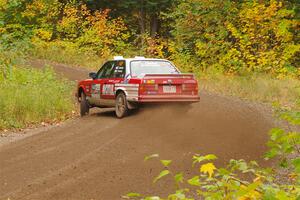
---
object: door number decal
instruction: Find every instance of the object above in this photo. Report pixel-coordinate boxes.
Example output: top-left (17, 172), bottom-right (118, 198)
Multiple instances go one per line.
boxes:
top-left (91, 84), bottom-right (101, 98)
top-left (102, 84), bottom-right (114, 95)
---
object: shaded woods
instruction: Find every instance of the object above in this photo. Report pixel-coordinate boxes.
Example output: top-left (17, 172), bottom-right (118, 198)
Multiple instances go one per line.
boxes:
top-left (1, 0), bottom-right (299, 76)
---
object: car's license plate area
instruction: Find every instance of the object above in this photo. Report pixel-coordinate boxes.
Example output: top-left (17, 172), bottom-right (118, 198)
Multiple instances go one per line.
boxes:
top-left (163, 85), bottom-right (176, 93)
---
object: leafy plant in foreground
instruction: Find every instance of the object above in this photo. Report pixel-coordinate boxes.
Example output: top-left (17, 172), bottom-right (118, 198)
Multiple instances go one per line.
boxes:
top-left (123, 111), bottom-right (300, 200)
top-left (265, 109), bottom-right (300, 174)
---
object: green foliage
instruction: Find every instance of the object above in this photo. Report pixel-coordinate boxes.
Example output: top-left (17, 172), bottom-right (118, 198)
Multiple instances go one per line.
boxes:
top-left (192, 154), bottom-right (217, 166)
top-left (30, 39), bottom-right (104, 69)
top-left (161, 160), bottom-right (172, 167)
top-left (144, 153), bottom-right (160, 161)
top-left (174, 173), bottom-right (183, 185)
top-left (1, 0), bottom-right (299, 78)
top-left (0, 52), bottom-right (74, 130)
top-left (125, 155), bottom-right (300, 200)
top-left (1, 0), bottom-right (132, 66)
top-left (168, 0), bottom-right (300, 77)
top-left (153, 170), bottom-right (170, 183)
top-left (265, 110), bottom-right (300, 172)
top-left (198, 72), bottom-right (300, 110)
top-left (124, 111), bottom-right (300, 200)
top-left (280, 110), bottom-right (300, 125)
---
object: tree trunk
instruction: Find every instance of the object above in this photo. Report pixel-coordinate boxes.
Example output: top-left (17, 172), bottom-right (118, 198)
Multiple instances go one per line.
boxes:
top-left (138, 0), bottom-right (146, 34)
top-left (150, 13), bottom-right (159, 38)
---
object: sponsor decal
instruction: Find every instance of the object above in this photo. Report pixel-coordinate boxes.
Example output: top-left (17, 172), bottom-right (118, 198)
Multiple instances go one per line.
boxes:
top-left (114, 65), bottom-right (124, 72)
top-left (146, 80), bottom-right (155, 84)
top-left (91, 84), bottom-right (101, 98)
top-left (184, 80), bottom-right (196, 83)
top-left (147, 91), bottom-right (157, 94)
top-left (85, 85), bottom-right (90, 92)
top-left (102, 84), bottom-right (114, 95)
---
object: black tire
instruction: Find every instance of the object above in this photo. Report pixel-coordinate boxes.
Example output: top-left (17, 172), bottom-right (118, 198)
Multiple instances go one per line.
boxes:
top-left (80, 92), bottom-right (89, 117)
top-left (115, 92), bottom-right (129, 118)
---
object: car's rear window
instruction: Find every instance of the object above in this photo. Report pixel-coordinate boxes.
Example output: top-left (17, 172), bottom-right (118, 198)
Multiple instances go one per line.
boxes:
top-left (130, 60), bottom-right (179, 77)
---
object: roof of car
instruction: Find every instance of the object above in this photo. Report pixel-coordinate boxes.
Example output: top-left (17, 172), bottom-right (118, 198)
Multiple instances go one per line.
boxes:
top-left (113, 56), bottom-right (169, 62)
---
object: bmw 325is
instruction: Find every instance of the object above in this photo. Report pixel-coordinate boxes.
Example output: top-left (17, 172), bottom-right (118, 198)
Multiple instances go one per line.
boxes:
top-left (76, 56), bottom-right (200, 118)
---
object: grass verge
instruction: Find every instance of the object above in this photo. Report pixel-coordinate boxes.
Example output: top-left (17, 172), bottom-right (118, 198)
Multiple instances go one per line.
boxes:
top-left (198, 72), bottom-right (300, 110)
top-left (0, 65), bottom-right (74, 130)
top-left (30, 40), bottom-right (104, 69)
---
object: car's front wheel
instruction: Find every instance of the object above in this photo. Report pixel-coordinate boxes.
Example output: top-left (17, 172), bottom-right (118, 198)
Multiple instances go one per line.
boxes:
top-left (115, 92), bottom-right (129, 118)
top-left (80, 92), bottom-right (90, 117)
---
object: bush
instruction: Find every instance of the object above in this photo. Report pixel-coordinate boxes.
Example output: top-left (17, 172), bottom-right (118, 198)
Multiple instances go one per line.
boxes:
top-left (168, 0), bottom-right (300, 77)
top-left (0, 65), bottom-right (74, 130)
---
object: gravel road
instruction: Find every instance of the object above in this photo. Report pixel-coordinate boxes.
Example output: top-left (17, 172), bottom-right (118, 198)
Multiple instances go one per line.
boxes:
top-left (0, 60), bottom-right (273, 200)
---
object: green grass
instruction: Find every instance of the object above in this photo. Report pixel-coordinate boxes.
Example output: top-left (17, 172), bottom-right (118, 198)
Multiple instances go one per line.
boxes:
top-left (197, 72), bottom-right (300, 109)
top-left (0, 66), bottom-right (74, 130)
top-left (30, 40), bottom-right (105, 69)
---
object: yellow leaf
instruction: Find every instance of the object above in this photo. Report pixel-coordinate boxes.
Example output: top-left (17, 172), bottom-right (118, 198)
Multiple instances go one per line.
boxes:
top-left (200, 163), bottom-right (216, 178)
top-left (253, 176), bottom-right (261, 183)
top-left (238, 190), bottom-right (261, 200)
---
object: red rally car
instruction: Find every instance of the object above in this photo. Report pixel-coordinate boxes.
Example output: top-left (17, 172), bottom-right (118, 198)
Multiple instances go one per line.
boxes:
top-left (76, 56), bottom-right (200, 118)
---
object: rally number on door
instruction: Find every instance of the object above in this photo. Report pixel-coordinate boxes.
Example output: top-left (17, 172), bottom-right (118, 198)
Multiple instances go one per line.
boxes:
top-left (102, 84), bottom-right (114, 95)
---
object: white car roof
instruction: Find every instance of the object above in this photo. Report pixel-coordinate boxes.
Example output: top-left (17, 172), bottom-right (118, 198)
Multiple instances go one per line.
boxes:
top-left (111, 56), bottom-right (179, 75)
top-left (113, 56), bottom-right (169, 62)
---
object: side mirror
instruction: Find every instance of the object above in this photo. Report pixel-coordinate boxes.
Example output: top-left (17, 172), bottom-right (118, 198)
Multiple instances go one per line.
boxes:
top-left (89, 72), bottom-right (97, 79)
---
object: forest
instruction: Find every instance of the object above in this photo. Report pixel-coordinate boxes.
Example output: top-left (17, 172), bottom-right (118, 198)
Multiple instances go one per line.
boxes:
top-left (1, 0), bottom-right (300, 115)
top-left (1, 0), bottom-right (299, 76)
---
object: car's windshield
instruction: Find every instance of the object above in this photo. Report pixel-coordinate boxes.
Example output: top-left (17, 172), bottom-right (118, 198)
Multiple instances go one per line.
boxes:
top-left (130, 60), bottom-right (179, 77)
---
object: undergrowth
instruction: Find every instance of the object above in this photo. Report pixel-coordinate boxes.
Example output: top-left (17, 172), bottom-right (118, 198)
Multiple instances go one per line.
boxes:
top-left (30, 40), bottom-right (104, 69)
top-left (0, 50), bottom-right (74, 130)
top-left (197, 72), bottom-right (300, 110)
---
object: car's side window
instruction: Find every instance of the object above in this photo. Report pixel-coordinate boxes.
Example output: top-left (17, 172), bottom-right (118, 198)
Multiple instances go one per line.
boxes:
top-left (111, 60), bottom-right (125, 78)
top-left (96, 61), bottom-right (114, 79)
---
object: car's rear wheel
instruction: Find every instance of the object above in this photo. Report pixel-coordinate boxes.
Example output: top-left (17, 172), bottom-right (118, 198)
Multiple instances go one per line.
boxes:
top-left (80, 92), bottom-right (89, 117)
top-left (115, 92), bottom-right (128, 118)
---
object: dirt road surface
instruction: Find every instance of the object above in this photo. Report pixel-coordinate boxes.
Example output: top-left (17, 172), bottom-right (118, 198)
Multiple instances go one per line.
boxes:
top-left (0, 60), bottom-right (274, 200)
